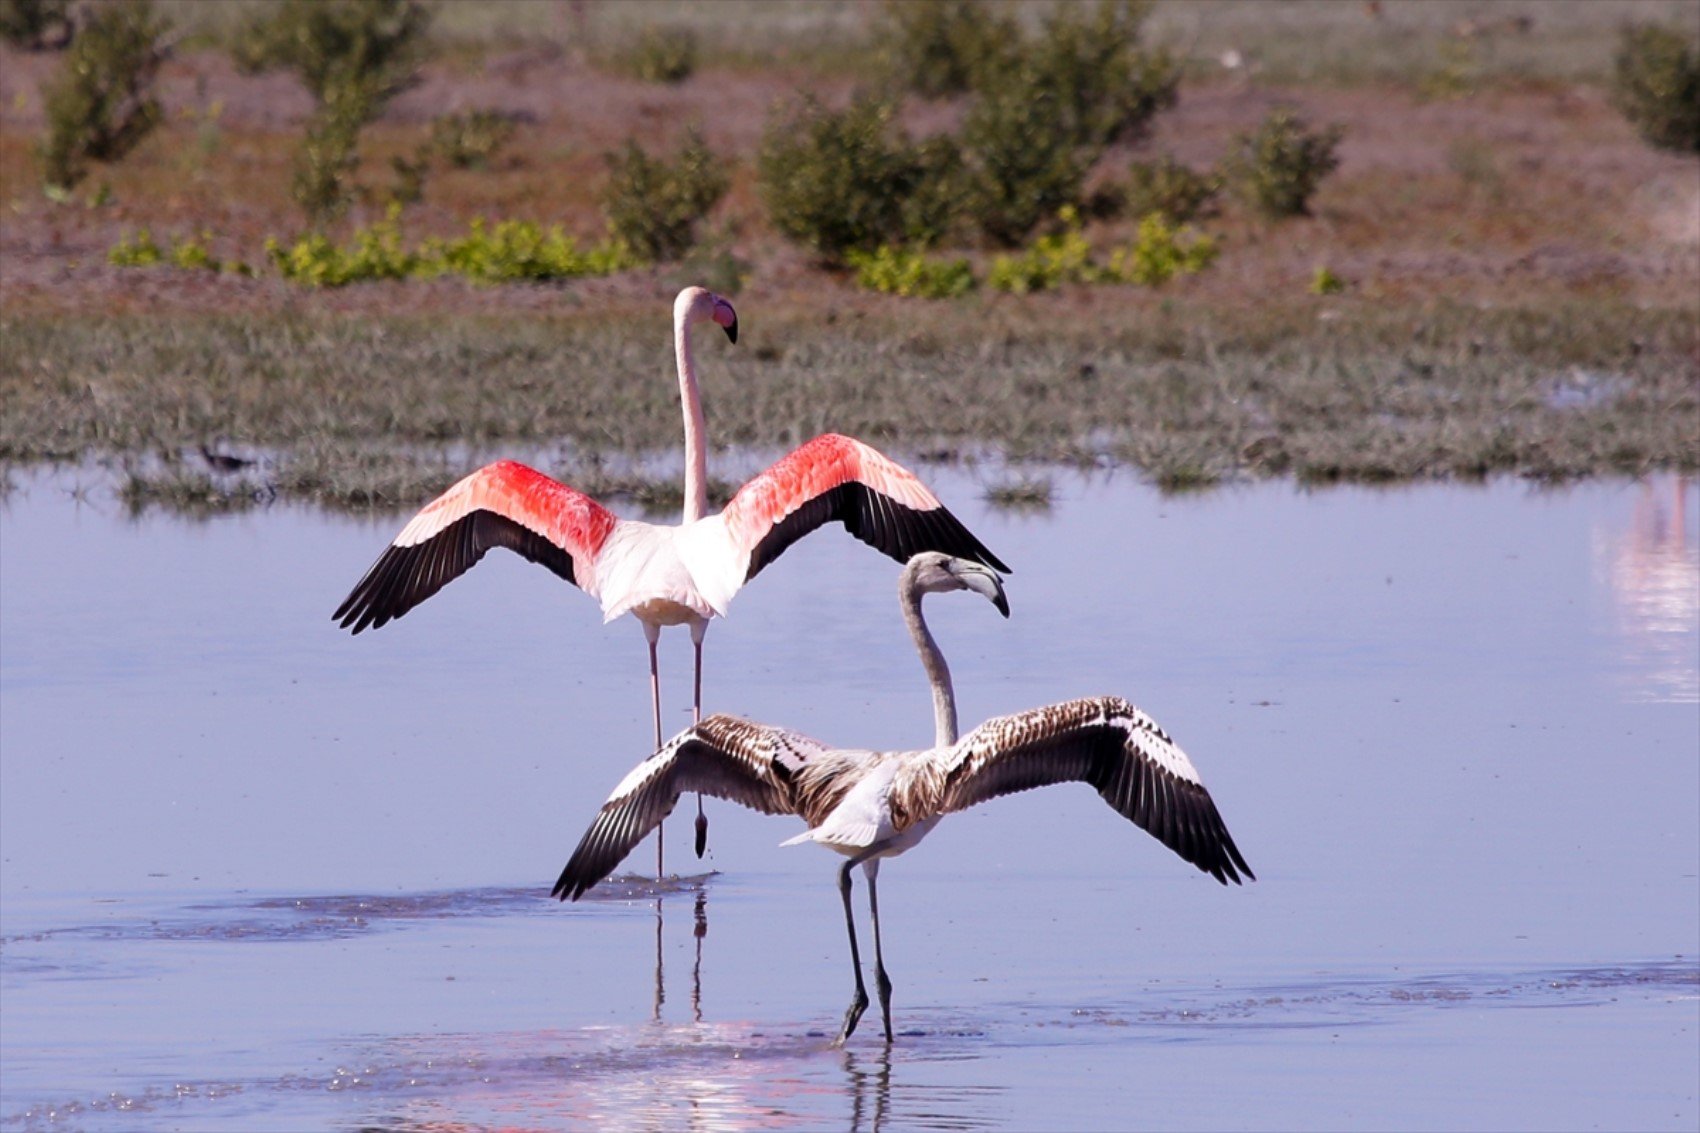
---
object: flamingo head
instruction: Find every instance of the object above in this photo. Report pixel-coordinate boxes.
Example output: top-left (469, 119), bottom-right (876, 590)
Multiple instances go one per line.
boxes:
top-left (904, 552), bottom-right (1009, 618)
top-left (676, 286), bottom-right (739, 344)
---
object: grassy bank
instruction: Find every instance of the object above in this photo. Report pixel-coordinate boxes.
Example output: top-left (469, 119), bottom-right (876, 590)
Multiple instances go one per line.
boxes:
top-left (5, 293), bottom-right (1693, 513)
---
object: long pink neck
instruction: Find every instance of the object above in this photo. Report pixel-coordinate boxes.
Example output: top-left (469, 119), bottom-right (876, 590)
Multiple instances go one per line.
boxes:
top-left (675, 305), bottom-right (708, 522)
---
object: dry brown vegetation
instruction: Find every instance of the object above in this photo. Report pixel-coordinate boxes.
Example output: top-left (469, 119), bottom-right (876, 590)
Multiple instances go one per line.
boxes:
top-left (1, 1), bottom-right (1696, 510)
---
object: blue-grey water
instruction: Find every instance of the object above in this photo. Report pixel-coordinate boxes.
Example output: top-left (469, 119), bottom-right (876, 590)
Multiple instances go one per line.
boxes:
top-left (2, 467), bottom-right (1696, 1131)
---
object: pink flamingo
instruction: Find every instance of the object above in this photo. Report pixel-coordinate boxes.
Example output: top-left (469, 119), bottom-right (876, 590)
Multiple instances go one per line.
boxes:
top-left (334, 287), bottom-right (1008, 875)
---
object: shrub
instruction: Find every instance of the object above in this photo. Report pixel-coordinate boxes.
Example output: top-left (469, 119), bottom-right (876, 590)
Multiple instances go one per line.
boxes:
top-left (987, 209), bottom-right (1097, 293)
top-left (961, 0), bottom-right (1177, 245)
top-left (759, 95), bottom-right (963, 264)
top-left (987, 207), bottom-right (1217, 292)
top-left (38, 0), bottom-right (168, 191)
top-left (232, 0), bottom-right (429, 106)
top-left (1, 0), bottom-right (72, 50)
top-left (1611, 23), bottom-right (1700, 153)
top-left (621, 24), bottom-right (697, 84)
top-left (601, 128), bottom-right (728, 263)
top-left (1103, 213), bottom-right (1218, 285)
top-left (962, 78), bottom-right (1092, 247)
top-left (1310, 265), bottom-right (1347, 295)
top-left (1019, 0), bottom-right (1177, 149)
top-left (873, 0), bottom-right (1016, 98)
top-left (233, 0), bottom-right (432, 225)
top-left (266, 209), bottom-right (419, 286)
top-left (846, 245), bottom-right (975, 299)
top-left (291, 83), bottom-right (370, 224)
top-left (426, 219), bottom-right (635, 282)
top-left (1224, 107), bottom-right (1344, 219)
top-left (430, 109), bottom-right (518, 169)
top-left (265, 211), bottom-right (635, 287)
top-left (109, 229), bottom-right (231, 272)
top-left (108, 228), bottom-right (162, 267)
top-left (1120, 157), bottom-right (1221, 224)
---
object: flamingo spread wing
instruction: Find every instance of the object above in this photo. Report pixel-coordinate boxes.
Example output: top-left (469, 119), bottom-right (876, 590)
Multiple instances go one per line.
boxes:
top-left (552, 714), bottom-right (828, 900)
top-left (921, 697), bottom-right (1255, 885)
top-left (720, 434), bottom-right (1012, 584)
top-left (334, 460), bottom-right (617, 633)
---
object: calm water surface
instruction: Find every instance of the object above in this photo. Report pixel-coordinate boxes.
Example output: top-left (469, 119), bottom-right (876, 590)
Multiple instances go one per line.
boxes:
top-left (2, 468), bottom-right (1696, 1131)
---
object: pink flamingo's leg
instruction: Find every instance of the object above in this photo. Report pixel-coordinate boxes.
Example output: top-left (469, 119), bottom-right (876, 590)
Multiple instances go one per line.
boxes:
top-left (646, 625), bottom-right (664, 880)
top-left (691, 623), bottom-right (709, 858)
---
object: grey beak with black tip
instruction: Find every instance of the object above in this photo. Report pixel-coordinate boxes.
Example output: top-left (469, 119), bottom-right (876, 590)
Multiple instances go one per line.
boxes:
top-left (950, 559), bottom-right (1009, 618)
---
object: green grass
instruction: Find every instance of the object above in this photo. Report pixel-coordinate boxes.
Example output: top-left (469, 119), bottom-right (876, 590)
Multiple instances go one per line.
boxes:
top-left (3, 296), bottom-right (1693, 513)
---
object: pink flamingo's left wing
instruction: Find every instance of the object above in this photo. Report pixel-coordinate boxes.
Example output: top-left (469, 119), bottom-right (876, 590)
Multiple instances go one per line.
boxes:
top-left (719, 434), bottom-right (1010, 584)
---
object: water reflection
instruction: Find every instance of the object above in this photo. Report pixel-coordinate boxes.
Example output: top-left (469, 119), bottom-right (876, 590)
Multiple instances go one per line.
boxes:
top-left (843, 1045), bottom-right (892, 1133)
top-left (1598, 476), bottom-right (1699, 703)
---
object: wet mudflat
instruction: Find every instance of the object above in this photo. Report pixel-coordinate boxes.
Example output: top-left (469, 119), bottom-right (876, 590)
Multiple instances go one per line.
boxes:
top-left (2, 468), bottom-right (1696, 1131)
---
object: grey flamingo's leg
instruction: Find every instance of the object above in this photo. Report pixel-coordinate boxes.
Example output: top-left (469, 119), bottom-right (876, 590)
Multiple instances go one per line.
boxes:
top-left (834, 857), bottom-right (870, 1046)
top-left (866, 859), bottom-right (894, 1043)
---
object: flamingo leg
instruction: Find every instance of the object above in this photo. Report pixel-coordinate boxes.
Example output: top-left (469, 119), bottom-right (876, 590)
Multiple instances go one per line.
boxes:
top-left (833, 857), bottom-right (870, 1046)
top-left (692, 624), bottom-right (709, 859)
top-left (866, 860), bottom-right (894, 1043)
top-left (645, 625), bottom-right (664, 880)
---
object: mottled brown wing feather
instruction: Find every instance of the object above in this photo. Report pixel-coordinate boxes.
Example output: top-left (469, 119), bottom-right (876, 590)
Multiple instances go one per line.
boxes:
top-left (551, 716), bottom-right (808, 901)
top-left (931, 697), bottom-right (1254, 885)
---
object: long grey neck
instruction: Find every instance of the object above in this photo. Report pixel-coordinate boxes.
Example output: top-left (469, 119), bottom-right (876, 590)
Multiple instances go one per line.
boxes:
top-left (675, 309), bottom-right (709, 523)
top-left (900, 574), bottom-right (957, 747)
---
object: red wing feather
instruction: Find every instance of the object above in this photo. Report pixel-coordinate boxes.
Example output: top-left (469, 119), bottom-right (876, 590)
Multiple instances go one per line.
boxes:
top-left (333, 461), bottom-right (616, 633)
top-left (721, 434), bottom-right (1010, 581)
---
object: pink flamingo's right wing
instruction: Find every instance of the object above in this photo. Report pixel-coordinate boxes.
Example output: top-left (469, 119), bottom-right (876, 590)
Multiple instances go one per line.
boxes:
top-left (719, 434), bottom-right (1010, 584)
top-left (333, 461), bottom-right (617, 633)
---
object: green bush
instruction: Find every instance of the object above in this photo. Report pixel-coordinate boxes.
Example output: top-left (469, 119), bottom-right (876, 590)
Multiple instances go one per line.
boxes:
top-left (873, 0), bottom-right (1016, 98)
top-left (1019, 0), bottom-right (1177, 149)
top-left (108, 228), bottom-right (162, 267)
top-left (621, 24), bottom-right (697, 84)
top-left (1224, 107), bottom-right (1344, 219)
top-left (1102, 213), bottom-right (1218, 285)
top-left (758, 95), bottom-right (963, 264)
top-left (38, 0), bottom-right (168, 191)
top-left (1120, 157), bottom-right (1221, 224)
top-left (1611, 23), bottom-right (1700, 153)
top-left (987, 207), bottom-right (1216, 292)
top-left (987, 208), bottom-right (1097, 292)
top-left (1310, 265), bottom-right (1347, 295)
top-left (961, 0), bottom-right (1176, 245)
top-left (846, 245), bottom-right (975, 298)
top-left (234, 0), bottom-right (432, 225)
top-left (430, 109), bottom-right (518, 169)
top-left (291, 83), bottom-right (370, 224)
top-left (962, 78), bottom-right (1092, 247)
top-left (601, 128), bottom-right (728, 263)
top-left (265, 211), bottom-right (635, 287)
top-left (109, 229), bottom-right (236, 273)
top-left (233, 0), bottom-right (429, 106)
top-left (0, 0), bottom-right (72, 50)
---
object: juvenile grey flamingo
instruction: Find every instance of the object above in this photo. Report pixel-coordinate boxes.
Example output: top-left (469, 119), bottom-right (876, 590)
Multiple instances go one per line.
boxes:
top-left (553, 552), bottom-right (1254, 1044)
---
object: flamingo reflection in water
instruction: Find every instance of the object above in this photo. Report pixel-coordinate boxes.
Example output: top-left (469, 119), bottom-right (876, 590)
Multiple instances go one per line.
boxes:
top-left (554, 553), bottom-right (1255, 1043)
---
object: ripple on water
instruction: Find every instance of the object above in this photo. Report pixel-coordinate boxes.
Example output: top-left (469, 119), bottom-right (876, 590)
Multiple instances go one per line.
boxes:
top-left (0, 875), bottom-right (716, 955)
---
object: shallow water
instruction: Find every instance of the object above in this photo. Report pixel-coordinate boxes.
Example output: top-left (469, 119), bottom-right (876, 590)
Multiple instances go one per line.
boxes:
top-left (2, 468), bottom-right (1696, 1131)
